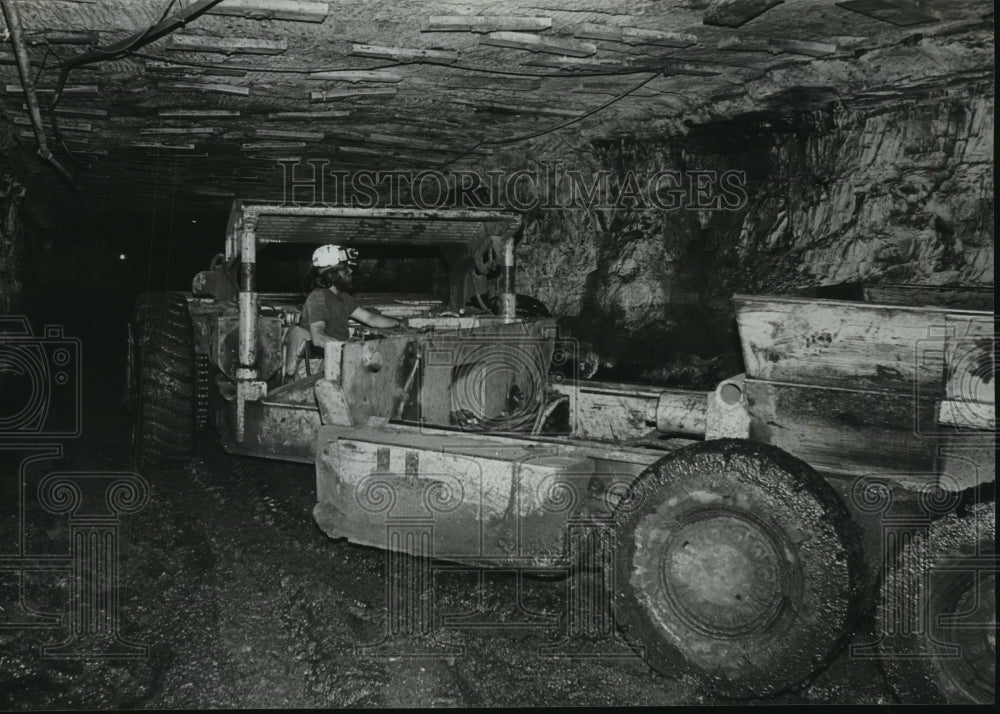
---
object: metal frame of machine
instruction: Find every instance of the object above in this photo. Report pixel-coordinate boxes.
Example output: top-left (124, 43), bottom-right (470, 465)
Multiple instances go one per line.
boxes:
top-left (130, 201), bottom-right (995, 702)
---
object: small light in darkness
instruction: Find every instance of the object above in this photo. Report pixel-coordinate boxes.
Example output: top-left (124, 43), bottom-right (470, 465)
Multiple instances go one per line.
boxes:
top-left (119, 253), bottom-right (126, 261)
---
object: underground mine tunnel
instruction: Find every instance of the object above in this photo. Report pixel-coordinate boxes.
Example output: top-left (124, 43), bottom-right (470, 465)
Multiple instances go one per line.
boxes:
top-left (0, 0), bottom-right (995, 708)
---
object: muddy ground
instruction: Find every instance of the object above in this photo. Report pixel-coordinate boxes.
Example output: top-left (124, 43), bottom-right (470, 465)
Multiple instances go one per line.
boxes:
top-left (0, 306), bottom-right (895, 709)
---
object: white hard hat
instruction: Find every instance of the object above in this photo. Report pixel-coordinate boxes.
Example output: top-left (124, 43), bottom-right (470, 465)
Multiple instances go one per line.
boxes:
top-left (311, 244), bottom-right (357, 268)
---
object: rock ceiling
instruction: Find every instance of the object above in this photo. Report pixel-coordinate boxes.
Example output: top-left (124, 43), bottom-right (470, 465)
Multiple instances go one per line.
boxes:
top-left (0, 0), bottom-right (994, 211)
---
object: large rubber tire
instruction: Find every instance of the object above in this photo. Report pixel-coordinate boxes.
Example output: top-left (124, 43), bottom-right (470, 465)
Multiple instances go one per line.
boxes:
top-left (129, 292), bottom-right (195, 472)
top-left (879, 495), bottom-right (995, 704)
top-left (613, 439), bottom-right (867, 699)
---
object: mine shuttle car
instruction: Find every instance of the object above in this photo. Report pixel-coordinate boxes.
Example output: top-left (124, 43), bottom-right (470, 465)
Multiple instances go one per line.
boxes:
top-left (128, 201), bottom-right (995, 703)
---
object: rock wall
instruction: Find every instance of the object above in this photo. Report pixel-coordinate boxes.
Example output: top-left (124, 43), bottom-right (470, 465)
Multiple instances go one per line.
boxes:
top-left (0, 124), bottom-right (28, 314)
top-left (0, 124), bottom-right (92, 319)
top-left (495, 87), bottom-right (994, 387)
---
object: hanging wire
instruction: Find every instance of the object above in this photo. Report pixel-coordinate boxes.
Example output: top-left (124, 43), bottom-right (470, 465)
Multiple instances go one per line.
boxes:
top-left (129, 51), bottom-right (732, 80)
top-left (435, 73), bottom-right (670, 170)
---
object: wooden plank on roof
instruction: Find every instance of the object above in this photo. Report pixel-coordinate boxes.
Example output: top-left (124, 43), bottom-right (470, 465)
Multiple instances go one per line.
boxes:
top-left (167, 34), bottom-right (288, 55)
top-left (159, 108), bottom-right (242, 118)
top-left (350, 44), bottom-right (457, 62)
top-left (205, 67), bottom-right (249, 77)
top-left (18, 129), bottom-right (90, 142)
top-left (660, 63), bottom-right (723, 76)
top-left (768, 38), bottom-right (838, 56)
top-left (266, 110), bottom-right (351, 119)
top-left (717, 37), bottom-right (780, 53)
top-left (131, 142), bottom-right (198, 150)
top-left (522, 56), bottom-right (633, 70)
top-left (160, 81), bottom-right (250, 96)
top-left (242, 140), bottom-right (308, 150)
top-left (425, 16), bottom-right (552, 32)
top-left (308, 70), bottom-right (403, 83)
top-left (140, 127), bottom-right (220, 135)
top-left (575, 23), bottom-right (698, 47)
top-left (310, 87), bottom-right (397, 102)
top-left (6, 84), bottom-right (98, 96)
top-left (13, 116), bottom-right (93, 132)
top-left (206, 0), bottom-right (330, 22)
top-left (255, 128), bottom-right (325, 141)
top-left (32, 105), bottom-right (108, 118)
top-left (481, 31), bottom-right (596, 57)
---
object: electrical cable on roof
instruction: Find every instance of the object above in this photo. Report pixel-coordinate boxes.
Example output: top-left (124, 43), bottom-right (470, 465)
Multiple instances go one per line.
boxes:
top-left (33, 43), bottom-right (55, 85)
top-left (486, 73), bottom-right (664, 144)
top-left (44, 0), bottom-right (224, 163)
top-left (435, 72), bottom-right (668, 170)
top-left (85, 0), bottom-right (179, 57)
top-left (132, 51), bottom-right (404, 75)
top-left (130, 50), bottom-right (732, 80)
top-left (51, 0), bottom-right (226, 109)
top-left (0, 0), bottom-right (93, 228)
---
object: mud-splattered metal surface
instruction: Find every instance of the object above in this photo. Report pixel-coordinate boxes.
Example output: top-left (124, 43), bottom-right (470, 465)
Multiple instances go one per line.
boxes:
top-left (0, 322), bottom-right (894, 708)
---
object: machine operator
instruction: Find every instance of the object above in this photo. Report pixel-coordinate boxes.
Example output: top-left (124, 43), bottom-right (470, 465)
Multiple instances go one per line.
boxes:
top-left (284, 244), bottom-right (402, 377)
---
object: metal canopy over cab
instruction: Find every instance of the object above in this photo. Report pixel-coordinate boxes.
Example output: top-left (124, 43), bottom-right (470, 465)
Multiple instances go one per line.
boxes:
top-left (210, 200), bottom-right (538, 452)
top-left (225, 201), bottom-right (522, 249)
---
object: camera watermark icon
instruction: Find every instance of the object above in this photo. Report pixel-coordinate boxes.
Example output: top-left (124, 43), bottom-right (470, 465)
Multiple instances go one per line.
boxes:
top-left (913, 318), bottom-right (995, 437)
top-left (0, 445), bottom-right (64, 629)
top-left (0, 453), bottom-right (149, 660)
top-left (0, 317), bottom-right (81, 439)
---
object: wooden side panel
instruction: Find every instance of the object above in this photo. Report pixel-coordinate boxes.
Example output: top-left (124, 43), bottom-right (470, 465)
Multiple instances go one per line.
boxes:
top-left (734, 294), bottom-right (989, 393)
top-left (745, 379), bottom-right (940, 478)
top-left (863, 284), bottom-right (994, 311)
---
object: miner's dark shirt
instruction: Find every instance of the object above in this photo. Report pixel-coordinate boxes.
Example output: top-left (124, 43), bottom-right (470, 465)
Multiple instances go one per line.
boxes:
top-left (299, 289), bottom-right (358, 341)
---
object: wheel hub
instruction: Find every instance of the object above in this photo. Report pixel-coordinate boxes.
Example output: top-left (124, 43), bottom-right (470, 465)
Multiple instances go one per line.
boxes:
top-left (658, 509), bottom-right (790, 639)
